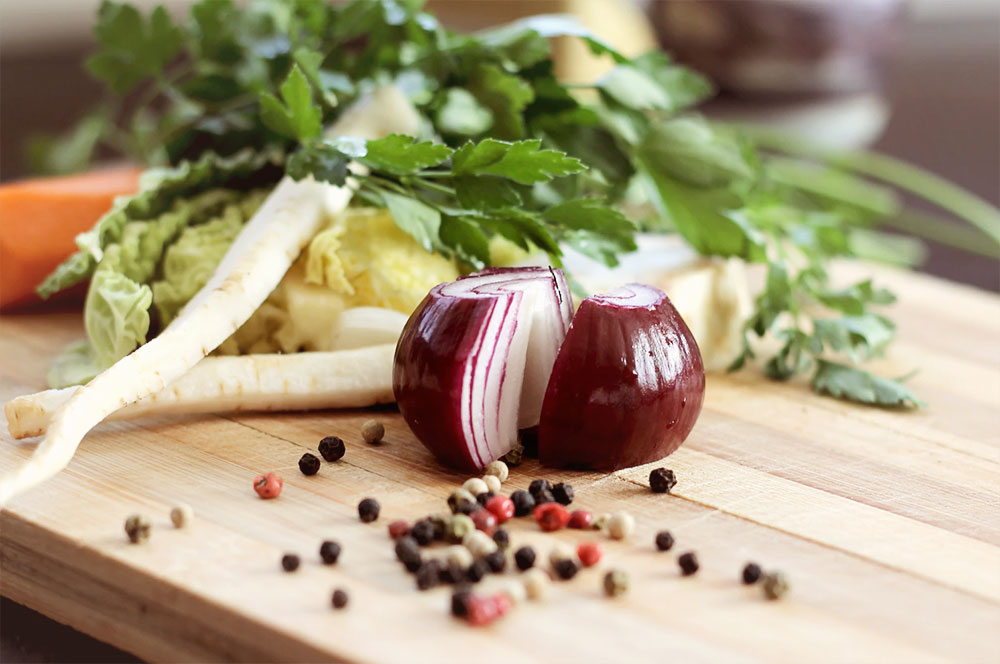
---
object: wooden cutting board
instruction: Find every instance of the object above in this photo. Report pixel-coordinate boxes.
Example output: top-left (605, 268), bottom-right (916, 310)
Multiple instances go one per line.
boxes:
top-left (1, 263), bottom-right (998, 663)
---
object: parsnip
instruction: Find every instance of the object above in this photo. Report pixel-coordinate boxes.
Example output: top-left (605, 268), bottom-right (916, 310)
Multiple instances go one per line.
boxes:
top-left (6, 345), bottom-right (395, 439)
top-left (0, 86), bottom-right (420, 504)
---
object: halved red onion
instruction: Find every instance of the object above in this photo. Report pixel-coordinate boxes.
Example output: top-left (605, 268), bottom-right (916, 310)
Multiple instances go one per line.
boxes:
top-left (393, 267), bottom-right (572, 471)
top-left (537, 283), bottom-right (704, 470)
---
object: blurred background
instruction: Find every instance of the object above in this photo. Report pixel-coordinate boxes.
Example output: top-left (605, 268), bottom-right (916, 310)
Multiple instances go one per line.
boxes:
top-left (0, 0), bottom-right (997, 660)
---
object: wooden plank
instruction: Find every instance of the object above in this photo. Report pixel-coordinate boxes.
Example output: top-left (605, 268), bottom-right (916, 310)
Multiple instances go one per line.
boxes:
top-left (2, 264), bottom-right (999, 662)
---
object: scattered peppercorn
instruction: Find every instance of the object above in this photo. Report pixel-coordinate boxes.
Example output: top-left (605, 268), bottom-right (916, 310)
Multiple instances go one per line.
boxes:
top-left (318, 436), bottom-right (346, 462)
top-left (446, 545), bottom-right (474, 570)
top-left (466, 559), bottom-right (489, 583)
top-left (387, 520), bottom-right (410, 540)
top-left (492, 528), bottom-right (510, 550)
top-left (298, 453), bottom-right (321, 476)
top-left (448, 488), bottom-right (477, 514)
top-left (411, 519), bottom-right (436, 546)
top-left (281, 554), bottom-right (300, 572)
top-left (552, 482), bottom-right (574, 505)
top-left (484, 550), bottom-right (506, 573)
top-left (462, 477), bottom-right (489, 497)
top-left (440, 560), bottom-right (466, 584)
top-left (416, 560), bottom-right (441, 590)
top-left (455, 501), bottom-right (480, 516)
top-left (476, 490), bottom-right (495, 507)
top-left (500, 445), bottom-right (524, 467)
top-left (655, 531), bottom-right (675, 552)
top-left (395, 536), bottom-right (422, 571)
top-left (523, 568), bottom-right (549, 600)
top-left (528, 479), bottom-right (551, 496)
top-left (253, 472), bottom-right (282, 499)
top-left (428, 514), bottom-right (448, 541)
top-left (568, 509), bottom-right (593, 529)
top-left (577, 542), bottom-right (602, 568)
top-left (466, 594), bottom-right (506, 627)
top-left (649, 467), bottom-right (677, 493)
top-left (678, 551), bottom-right (699, 576)
top-left (463, 530), bottom-right (498, 558)
top-left (484, 460), bottom-right (509, 482)
top-left (447, 514), bottom-right (475, 543)
top-left (603, 569), bottom-right (629, 597)
top-left (510, 489), bottom-right (535, 517)
top-left (607, 512), bottom-right (635, 540)
top-left (471, 509), bottom-right (497, 535)
top-left (169, 504), bottom-right (192, 528)
top-left (124, 514), bottom-right (151, 543)
top-left (331, 588), bottom-right (349, 609)
top-left (482, 475), bottom-right (501, 494)
top-left (533, 487), bottom-right (556, 505)
top-left (361, 419), bottom-right (385, 444)
top-left (534, 502), bottom-right (571, 532)
top-left (501, 579), bottom-right (527, 606)
top-left (320, 540), bottom-right (342, 565)
top-left (592, 513), bottom-right (609, 531)
top-left (451, 590), bottom-right (472, 618)
top-left (762, 571), bottom-right (789, 599)
top-left (742, 562), bottom-right (762, 585)
top-left (514, 546), bottom-right (536, 571)
top-left (484, 495), bottom-right (515, 523)
top-left (554, 558), bottom-right (579, 580)
top-left (357, 497), bottom-right (380, 523)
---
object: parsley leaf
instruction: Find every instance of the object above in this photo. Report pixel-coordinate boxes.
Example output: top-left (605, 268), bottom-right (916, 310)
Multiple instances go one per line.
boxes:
top-left (380, 192), bottom-right (442, 252)
top-left (86, 2), bottom-right (184, 93)
top-left (812, 361), bottom-right (923, 408)
top-left (452, 139), bottom-right (584, 184)
top-left (259, 65), bottom-right (322, 142)
top-left (361, 135), bottom-right (453, 175)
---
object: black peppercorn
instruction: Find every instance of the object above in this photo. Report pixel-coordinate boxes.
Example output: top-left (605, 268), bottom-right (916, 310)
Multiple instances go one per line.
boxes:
top-left (649, 467), bottom-right (677, 494)
top-left (466, 559), bottom-right (489, 583)
top-left (655, 531), bottom-right (675, 552)
top-left (514, 546), bottom-right (536, 571)
top-left (554, 558), bottom-right (579, 580)
top-left (678, 551), bottom-right (699, 576)
top-left (552, 482), bottom-right (574, 505)
top-left (428, 514), bottom-right (447, 541)
top-left (476, 490), bottom-right (496, 507)
top-left (455, 501), bottom-right (480, 516)
top-left (394, 535), bottom-right (422, 571)
top-left (451, 590), bottom-right (472, 617)
top-left (440, 560), bottom-right (465, 584)
top-left (484, 550), bottom-right (506, 573)
top-left (281, 553), bottom-right (300, 572)
top-left (298, 453), bottom-right (321, 476)
top-left (534, 488), bottom-right (556, 505)
top-left (528, 479), bottom-right (551, 497)
top-left (510, 489), bottom-right (536, 517)
top-left (492, 528), bottom-right (510, 550)
top-left (318, 436), bottom-right (346, 462)
top-left (416, 560), bottom-right (441, 590)
top-left (358, 497), bottom-right (380, 523)
top-left (331, 588), bottom-right (349, 609)
top-left (742, 562), bottom-right (762, 585)
top-left (410, 519), bottom-right (435, 546)
top-left (319, 540), bottom-right (342, 565)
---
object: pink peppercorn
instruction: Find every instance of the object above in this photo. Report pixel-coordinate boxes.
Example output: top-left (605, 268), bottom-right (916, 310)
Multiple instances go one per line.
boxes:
top-left (466, 595), bottom-right (499, 626)
top-left (388, 520), bottom-right (410, 539)
top-left (534, 502), bottom-right (570, 532)
top-left (493, 592), bottom-right (512, 616)
top-left (568, 509), bottom-right (593, 529)
top-left (253, 472), bottom-right (282, 499)
top-left (577, 542), bottom-right (602, 567)
top-left (472, 509), bottom-right (497, 535)
top-left (484, 495), bottom-right (515, 523)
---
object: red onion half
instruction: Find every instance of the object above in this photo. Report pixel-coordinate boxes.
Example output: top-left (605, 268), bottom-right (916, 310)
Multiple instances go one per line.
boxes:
top-left (393, 268), bottom-right (572, 471)
top-left (538, 284), bottom-right (704, 470)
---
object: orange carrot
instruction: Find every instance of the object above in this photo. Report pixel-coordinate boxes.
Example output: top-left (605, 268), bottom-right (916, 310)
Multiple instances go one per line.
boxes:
top-left (0, 166), bottom-right (143, 310)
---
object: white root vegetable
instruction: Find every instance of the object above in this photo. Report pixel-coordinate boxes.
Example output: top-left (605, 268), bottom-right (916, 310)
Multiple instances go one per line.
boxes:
top-left (0, 86), bottom-right (420, 504)
top-left (5, 345), bottom-right (396, 439)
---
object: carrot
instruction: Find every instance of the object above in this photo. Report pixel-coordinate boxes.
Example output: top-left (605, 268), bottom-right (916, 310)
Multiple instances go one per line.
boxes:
top-left (0, 166), bottom-right (143, 310)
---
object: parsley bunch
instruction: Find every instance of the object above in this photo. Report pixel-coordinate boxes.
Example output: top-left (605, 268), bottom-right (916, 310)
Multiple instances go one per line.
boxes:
top-left (32, 0), bottom-right (1000, 407)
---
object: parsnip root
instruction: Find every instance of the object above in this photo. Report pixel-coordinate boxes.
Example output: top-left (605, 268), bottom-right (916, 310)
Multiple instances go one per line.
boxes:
top-left (5, 345), bottom-right (395, 439)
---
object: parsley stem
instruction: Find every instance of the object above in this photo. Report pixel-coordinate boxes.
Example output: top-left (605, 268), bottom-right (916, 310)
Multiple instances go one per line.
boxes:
top-left (409, 177), bottom-right (456, 196)
top-left (742, 128), bottom-right (1000, 246)
top-left (884, 210), bottom-right (999, 259)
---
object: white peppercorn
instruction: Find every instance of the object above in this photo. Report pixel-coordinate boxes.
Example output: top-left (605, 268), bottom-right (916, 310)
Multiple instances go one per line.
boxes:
top-left (523, 568), bottom-right (550, 600)
top-left (484, 460), bottom-right (509, 482)
top-left (445, 545), bottom-right (474, 570)
top-left (762, 571), bottom-right (790, 600)
top-left (361, 419), bottom-right (385, 444)
top-left (607, 512), bottom-right (635, 540)
top-left (169, 504), bottom-right (193, 528)
top-left (548, 543), bottom-right (577, 568)
top-left (124, 514), bottom-right (151, 543)
top-left (482, 474), bottom-right (502, 494)
top-left (501, 579), bottom-right (528, 605)
top-left (447, 514), bottom-right (475, 542)
top-left (592, 513), bottom-right (610, 531)
top-left (462, 477), bottom-right (489, 496)
top-left (463, 530), bottom-right (498, 558)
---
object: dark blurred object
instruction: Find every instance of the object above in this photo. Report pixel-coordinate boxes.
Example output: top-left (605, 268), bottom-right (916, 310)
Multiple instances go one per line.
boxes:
top-left (649, 0), bottom-right (906, 97)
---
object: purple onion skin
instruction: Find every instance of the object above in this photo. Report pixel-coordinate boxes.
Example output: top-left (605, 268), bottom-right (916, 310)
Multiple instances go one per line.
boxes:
top-left (393, 293), bottom-right (492, 472)
top-left (537, 289), bottom-right (705, 470)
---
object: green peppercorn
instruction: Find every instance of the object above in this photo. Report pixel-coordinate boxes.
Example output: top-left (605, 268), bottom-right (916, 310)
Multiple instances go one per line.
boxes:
top-left (358, 497), bottom-right (380, 523)
top-left (603, 569), bottom-right (629, 597)
top-left (762, 571), bottom-right (789, 600)
top-left (124, 514), bottom-right (151, 544)
top-left (447, 514), bottom-right (475, 543)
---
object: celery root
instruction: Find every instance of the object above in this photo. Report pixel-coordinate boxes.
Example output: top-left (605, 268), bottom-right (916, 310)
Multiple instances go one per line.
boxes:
top-left (6, 345), bottom-right (395, 439)
top-left (0, 87), bottom-right (419, 504)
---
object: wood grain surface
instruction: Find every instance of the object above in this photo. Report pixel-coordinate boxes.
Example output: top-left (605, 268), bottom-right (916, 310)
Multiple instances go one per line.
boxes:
top-left (1, 263), bottom-right (998, 663)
